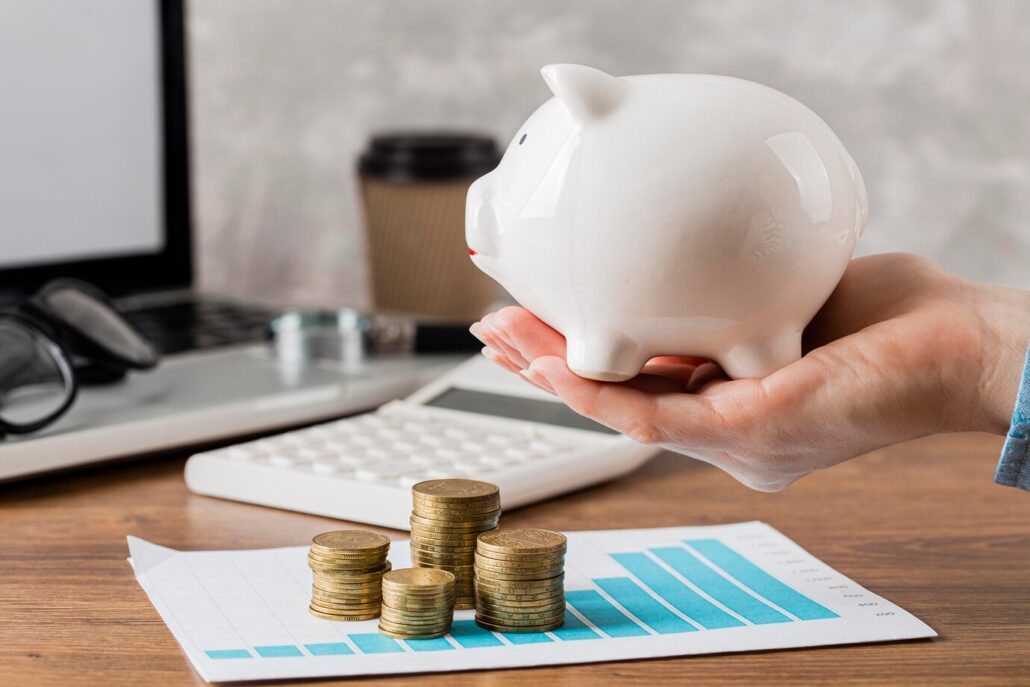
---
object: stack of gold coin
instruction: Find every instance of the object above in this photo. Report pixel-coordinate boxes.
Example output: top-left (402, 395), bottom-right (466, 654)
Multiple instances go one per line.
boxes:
top-left (410, 479), bottom-right (501, 609)
top-left (307, 530), bottom-right (391, 621)
top-left (474, 529), bottom-right (567, 633)
top-left (379, 568), bottom-right (456, 639)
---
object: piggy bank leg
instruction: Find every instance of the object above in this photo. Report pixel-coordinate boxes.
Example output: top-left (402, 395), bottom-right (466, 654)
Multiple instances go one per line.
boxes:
top-left (717, 331), bottom-right (802, 380)
top-left (565, 330), bottom-right (644, 382)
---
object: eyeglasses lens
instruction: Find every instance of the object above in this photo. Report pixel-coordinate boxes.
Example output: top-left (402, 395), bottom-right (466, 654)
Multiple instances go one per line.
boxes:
top-left (0, 321), bottom-right (72, 427)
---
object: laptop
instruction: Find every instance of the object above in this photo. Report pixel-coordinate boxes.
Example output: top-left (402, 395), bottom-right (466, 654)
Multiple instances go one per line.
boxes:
top-left (0, 0), bottom-right (460, 481)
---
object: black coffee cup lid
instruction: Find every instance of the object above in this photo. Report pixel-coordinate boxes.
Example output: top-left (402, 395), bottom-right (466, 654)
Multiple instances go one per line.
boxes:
top-left (359, 132), bottom-right (501, 181)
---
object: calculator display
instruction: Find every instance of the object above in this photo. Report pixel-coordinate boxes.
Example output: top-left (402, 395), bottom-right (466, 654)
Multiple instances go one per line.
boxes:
top-left (425, 388), bottom-right (618, 434)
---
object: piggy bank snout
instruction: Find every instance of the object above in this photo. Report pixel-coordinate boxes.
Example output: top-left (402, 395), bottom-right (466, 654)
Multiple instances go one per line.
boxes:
top-left (465, 175), bottom-right (499, 257)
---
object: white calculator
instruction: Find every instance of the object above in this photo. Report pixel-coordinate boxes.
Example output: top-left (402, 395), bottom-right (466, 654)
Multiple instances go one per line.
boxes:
top-left (185, 355), bottom-right (659, 529)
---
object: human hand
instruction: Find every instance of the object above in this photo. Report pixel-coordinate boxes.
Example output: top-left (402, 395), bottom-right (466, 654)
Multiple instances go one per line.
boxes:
top-left (471, 253), bottom-right (1030, 491)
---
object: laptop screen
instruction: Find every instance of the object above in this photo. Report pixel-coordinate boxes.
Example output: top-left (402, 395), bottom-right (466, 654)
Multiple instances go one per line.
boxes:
top-left (0, 0), bottom-right (190, 298)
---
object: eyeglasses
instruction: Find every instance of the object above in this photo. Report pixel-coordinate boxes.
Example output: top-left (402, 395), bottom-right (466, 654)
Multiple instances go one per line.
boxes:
top-left (0, 280), bottom-right (159, 437)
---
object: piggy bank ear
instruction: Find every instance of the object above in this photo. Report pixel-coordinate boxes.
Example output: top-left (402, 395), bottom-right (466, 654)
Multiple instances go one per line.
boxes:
top-left (541, 64), bottom-right (625, 123)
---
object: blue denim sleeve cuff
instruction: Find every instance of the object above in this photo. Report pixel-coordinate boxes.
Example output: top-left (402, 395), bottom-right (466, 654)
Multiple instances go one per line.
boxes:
top-left (995, 342), bottom-right (1030, 490)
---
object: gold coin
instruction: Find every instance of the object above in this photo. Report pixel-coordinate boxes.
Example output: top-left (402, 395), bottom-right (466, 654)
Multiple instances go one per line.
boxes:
top-left (311, 577), bottom-right (384, 590)
top-left (378, 617), bottom-right (453, 632)
top-left (473, 576), bottom-right (564, 592)
top-left (381, 595), bottom-right (454, 607)
top-left (309, 562), bottom-right (390, 577)
top-left (412, 479), bottom-right (499, 502)
top-left (412, 489), bottom-right (500, 505)
top-left (471, 605), bottom-right (564, 622)
top-left (412, 505), bottom-right (501, 520)
top-left (474, 615), bottom-right (566, 629)
top-left (477, 529), bottom-right (567, 555)
top-left (412, 549), bottom-right (478, 560)
top-left (308, 560), bottom-right (390, 575)
top-left (477, 593), bottom-right (566, 607)
top-left (311, 591), bottom-right (382, 605)
top-left (411, 540), bottom-right (478, 554)
top-left (474, 568), bottom-right (564, 582)
top-left (378, 626), bottom-right (449, 640)
top-left (410, 538), bottom-right (481, 551)
top-left (476, 597), bottom-right (566, 612)
top-left (307, 546), bottom-right (388, 560)
top-left (474, 548), bottom-right (565, 562)
top-left (473, 593), bottom-right (564, 605)
top-left (307, 548), bottom-right (387, 562)
top-left (410, 554), bottom-right (475, 568)
top-left (410, 514), bottom-right (499, 531)
top-left (310, 597), bottom-right (383, 611)
top-left (311, 530), bottom-right (390, 553)
top-left (382, 567), bottom-right (455, 588)
top-left (473, 560), bottom-right (564, 576)
top-left (381, 586), bottom-right (453, 598)
top-left (474, 618), bottom-right (564, 633)
top-left (309, 606), bottom-right (380, 622)
top-left (382, 609), bottom-right (453, 623)
top-left (412, 495), bottom-right (500, 510)
top-left (473, 548), bottom-right (569, 563)
top-left (410, 528), bottom-right (483, 543)
top-left (310, 607), bottom-right (383, 619)
top-left (308, 553), bottom-right (389, 566)
top-left (382, 601), bottom-right (454, 614)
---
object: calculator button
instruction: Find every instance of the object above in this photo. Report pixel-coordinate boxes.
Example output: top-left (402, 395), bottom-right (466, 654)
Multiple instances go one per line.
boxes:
top-left (424, 468), bottom-right (467, 479)
top-left (224, 447), bottom-right (254, 461)
top-left (478, 453), bottom-right (511, 467)
top-left (397, 474), bottom-right (429, 489)
top-left (267, 453), bottom-right (298, 467)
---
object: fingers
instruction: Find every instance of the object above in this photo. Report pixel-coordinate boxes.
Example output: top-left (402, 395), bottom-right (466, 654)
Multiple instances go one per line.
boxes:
top-left (488, 307), bottom-right (567, 361)
top-left (471, 322), bottom-right (529, 369)
top-left (528, 356), bottom-right (724, 447)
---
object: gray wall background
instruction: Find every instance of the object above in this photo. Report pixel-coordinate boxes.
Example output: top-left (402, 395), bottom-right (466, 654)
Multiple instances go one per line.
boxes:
top-left (188, 0), bottom-right (1030, 308)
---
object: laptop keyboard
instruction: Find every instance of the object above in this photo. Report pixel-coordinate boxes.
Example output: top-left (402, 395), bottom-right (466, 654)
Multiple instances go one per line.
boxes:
top-left (122, 298), bottom-right (278, 355)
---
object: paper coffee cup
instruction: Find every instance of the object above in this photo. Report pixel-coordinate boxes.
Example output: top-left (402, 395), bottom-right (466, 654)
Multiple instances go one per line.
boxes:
top-left (358, 133), bottom-right (500, 320)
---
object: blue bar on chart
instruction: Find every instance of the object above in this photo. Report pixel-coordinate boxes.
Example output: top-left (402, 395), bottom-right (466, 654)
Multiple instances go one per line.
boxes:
top-left (503, 631), bottom-right (553, 644)
top-left (686, 539), bottom-right (838, 621)
top-left (253, 645), bottom-right (303, 658)
top-left (611, 553), bottom-right (743, 629)
top-left (348, 633), bottom-right (404, 654)
top-left (566, 589), bottom-right (649, 637)
top-left (405, 637), bottom-right (455, 652)
top-left (449, 620), bottom-right (505, 648)
top-left (593, 577), bottom-right (696, 634)
top-left (304, 642), bottom-right (354, 656)
top-left (550, 608), bottom-right (602, 641)
top-left (649, 547), bottom-right (791, 625)
top-left (205, 649), bottom-right (251, 659)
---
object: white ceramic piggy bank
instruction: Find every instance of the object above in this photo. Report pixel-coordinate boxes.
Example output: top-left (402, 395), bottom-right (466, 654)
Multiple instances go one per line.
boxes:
top-left (466, 64), bottom-right (867, 381)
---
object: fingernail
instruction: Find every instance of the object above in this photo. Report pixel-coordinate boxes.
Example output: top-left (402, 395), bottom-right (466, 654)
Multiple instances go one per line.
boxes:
top-left (520, 368), bottom-right (555, 395)
top-left (469, 322), bottom-right (487, 344)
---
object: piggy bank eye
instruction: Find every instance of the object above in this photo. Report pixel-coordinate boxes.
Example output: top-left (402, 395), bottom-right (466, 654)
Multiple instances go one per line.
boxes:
top-left (518, 133), bottom-right (527, 145)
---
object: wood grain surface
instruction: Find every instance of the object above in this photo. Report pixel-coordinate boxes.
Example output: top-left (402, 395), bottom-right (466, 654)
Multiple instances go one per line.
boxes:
top-left (2, 432), bottom-right (1027, 686)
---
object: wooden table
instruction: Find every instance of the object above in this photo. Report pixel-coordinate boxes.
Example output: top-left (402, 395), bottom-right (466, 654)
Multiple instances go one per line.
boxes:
top-left (2, 432), bottom-right (1028, 685)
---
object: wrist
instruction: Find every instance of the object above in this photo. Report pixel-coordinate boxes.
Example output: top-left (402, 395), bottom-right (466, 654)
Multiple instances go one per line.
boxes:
top-left (976, 285), bottom-right (1030, 434)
